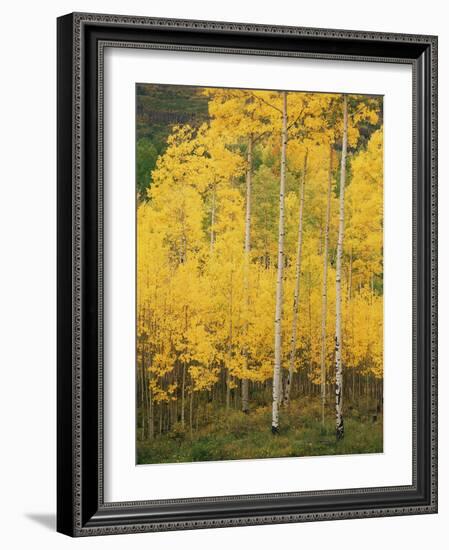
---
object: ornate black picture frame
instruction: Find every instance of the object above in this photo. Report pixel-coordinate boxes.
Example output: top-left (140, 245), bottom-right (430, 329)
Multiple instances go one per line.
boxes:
top-left (57, 12), bottom-right (438, 536)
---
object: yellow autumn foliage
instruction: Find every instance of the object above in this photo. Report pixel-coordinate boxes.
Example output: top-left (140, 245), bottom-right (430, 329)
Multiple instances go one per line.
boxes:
top-left (137, 88), bottom-right (383, 417)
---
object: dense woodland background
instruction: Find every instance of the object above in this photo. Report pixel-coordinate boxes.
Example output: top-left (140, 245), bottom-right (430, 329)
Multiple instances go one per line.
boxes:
top-left (136, 84), bottom-right (383, 464)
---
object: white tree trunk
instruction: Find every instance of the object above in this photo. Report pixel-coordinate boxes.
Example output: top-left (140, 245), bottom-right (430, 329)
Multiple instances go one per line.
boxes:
top-left (148, 384), bottom-right (154, 440)
top-left (210, 183), bottom-right (216, 252)
top-left (284, 151), bottom-right (307, 407)
top-left (181, 306), bottom-right (188, 427)
top-left (272, 92), bottom-right (288, 433)
top-left (181, 361), bottom-right (186, 427)
top-left (242, 135), bottom-right (253, 413)
top-left (348, 247), bottom-right (353, 302)
top-left (227, 269), bottom-right (234, 411)
top-left (146, 353), bottom-right (154, 439)
top-left (335, 95), bottom-right (348, 440)
top-left (320, 145), bottom-right (333, 425)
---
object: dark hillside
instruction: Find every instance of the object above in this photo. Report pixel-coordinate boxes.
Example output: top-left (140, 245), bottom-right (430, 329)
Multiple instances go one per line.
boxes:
top-left (136, 84), bottom-right (210, 197)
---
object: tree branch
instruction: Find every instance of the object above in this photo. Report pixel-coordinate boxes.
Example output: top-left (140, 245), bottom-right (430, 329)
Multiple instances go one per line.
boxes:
top-left (248, 91), bottom-right (283, 114)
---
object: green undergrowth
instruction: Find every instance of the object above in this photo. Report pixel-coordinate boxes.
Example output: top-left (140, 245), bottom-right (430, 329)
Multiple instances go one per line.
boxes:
top-left (137, 397), bottom-right (383, 465)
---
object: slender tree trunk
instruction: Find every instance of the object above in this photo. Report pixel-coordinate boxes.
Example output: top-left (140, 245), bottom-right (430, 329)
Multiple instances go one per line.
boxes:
top-left (210, 183), bottom-right (216, 252)
top-left (181, 306), bottom-right (188, 428)
top-left (348, 247), bottom-right (353, 302)
top-left (357, 372), bottom-right (360, 401)
top-left (145, 354), bottom-right (154, 440)
top-left (189, 391), bottom-right (194, 439)
top-left (226, 370), bottom-right (231, 410)
top-left (352, 369), bottom-right (355, 401)
top-left (181, 362), bottom-right (186, 428)
top-left (307, 271), bottom-right (313, 397)
top-left (227, 270), bottom-right (234, 411)
top-left (335, 94), bottom-right (348, 440)
top-left (242, 135), bottom-right (253, 413)
top-left (139, 350), bottom-right (146, 439)
top-left (284, 151), bottom-right (307, 406)
top-left (272, 91), bottom-right (288, 433)
top-left (279, 373), bottom-right (284, 406)
top-left (320, 145), bottom-right (333, 425)
top-left (148, 386), bottom-right (154, 440)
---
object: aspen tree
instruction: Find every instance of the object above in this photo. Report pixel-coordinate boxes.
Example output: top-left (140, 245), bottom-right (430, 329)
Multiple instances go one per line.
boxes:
top-left (284, 150), bottom-right (307, 406)
top-left (210, 182), bottom-right (216, 251)
top-left (135, 87), bottom-right (383, 454)
top-left (335, 95), bottom-right (348, 440)
top-left (272, 91), bottom-right (288, 433)
top-left (320, 145), bottom-right (333, 425)
top-left (242, 135), bottom-right (253, 413)
top-left (206, 89), bottom-right (271, 413)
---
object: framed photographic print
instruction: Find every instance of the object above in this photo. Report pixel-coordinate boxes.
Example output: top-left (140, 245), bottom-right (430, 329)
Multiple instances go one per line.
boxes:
top-left (57, 12), bottom-right (438, 536)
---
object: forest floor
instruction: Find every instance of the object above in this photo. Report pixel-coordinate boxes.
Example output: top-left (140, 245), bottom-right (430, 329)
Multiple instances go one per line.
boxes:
top-left (137, 396), bottom-right (383, 464)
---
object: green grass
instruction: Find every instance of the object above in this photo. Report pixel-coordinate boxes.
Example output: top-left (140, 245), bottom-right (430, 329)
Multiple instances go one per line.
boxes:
top-left (137, 397), bottom-right (383, 465)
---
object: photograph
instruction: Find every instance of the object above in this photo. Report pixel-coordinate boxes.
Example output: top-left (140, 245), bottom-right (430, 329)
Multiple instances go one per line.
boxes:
top-left (135, 83), bottom-right (384, 465)
top-left (51, 5), bottom-right (437, 540)
top-left (0, 1), bottom-right (441, 545)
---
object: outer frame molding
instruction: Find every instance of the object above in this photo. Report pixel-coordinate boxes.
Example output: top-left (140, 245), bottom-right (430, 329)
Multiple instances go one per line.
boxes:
top-left (57, 12), bottom-right (437, 537)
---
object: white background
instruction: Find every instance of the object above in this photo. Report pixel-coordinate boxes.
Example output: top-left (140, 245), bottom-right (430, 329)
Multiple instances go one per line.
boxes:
top-left (105, 48), bottom-right (412, 501)
top-left (0, 1), bottom-right (446, 549)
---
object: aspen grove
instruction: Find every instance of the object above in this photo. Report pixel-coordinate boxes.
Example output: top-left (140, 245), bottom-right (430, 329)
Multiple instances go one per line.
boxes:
top-left (136, 85), bottom-right (383, 463)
